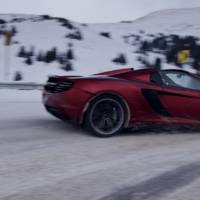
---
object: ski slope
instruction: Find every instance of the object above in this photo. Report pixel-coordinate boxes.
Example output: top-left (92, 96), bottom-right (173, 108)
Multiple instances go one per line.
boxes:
top-left (0, 7), bottom-right (200, 83)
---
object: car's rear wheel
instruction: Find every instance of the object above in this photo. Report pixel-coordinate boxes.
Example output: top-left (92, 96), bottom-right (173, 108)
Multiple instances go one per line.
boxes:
top-left (85, 95), bottom-right (126, 137)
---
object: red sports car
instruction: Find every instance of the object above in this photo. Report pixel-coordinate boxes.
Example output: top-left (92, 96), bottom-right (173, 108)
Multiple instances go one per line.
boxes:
top-left (43, 68), bottom-right (200, 137)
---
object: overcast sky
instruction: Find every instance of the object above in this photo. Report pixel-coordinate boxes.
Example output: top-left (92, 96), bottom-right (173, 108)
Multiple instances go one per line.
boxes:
top-left (0, 0), bottom-right (200, 23)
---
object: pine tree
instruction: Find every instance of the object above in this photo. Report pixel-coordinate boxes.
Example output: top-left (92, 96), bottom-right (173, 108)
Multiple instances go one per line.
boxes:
top-left (51, 47), bottom-right (57, 60)
top-left (45, 51), bottom-right (51, 63)
top-left (11, 26), bottom-right (17, 36)
top-left (28, 46), bottom-right (35, 57)
top-left (166, 49), bottom-right (176, 64)
top-left (58, 55), bottom-right (65, 65)
top-left (17, 46), bottom-right (26, 57)
top-left (66, 49), bottom-right (74, 60)
top-left (25, 56), bottom-right (33, 65)
top-left (37, 51), bottom-right (44, 62)
top-left (44, 48), bottom-right (57, 63)
top-left (112, 53), bottom-right (127, 65)
top-left (193, 59), bottom-right (200, 71)
top-left (13, 71), bottom-right (23, 81)
top-left (63, 61), bottom-right (73, 71)
top-left (154, 58), bottom-right (162, 69)
top-left (140, 41), bottom-right (151, 52)
top-left (100, 32), bottom-right (111, 38)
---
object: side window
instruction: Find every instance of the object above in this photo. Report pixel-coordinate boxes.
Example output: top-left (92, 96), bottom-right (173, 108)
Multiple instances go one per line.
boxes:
top-left (161, 71), bottom-right (200, 91)
top-left (150, 72), bottom-right (163, 85)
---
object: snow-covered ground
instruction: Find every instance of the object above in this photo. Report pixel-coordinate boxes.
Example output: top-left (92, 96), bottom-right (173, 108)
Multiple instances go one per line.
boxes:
top-left (0, 89), bottom-right (41, 102)
top-left (1, 89), bottom-right (200, 200)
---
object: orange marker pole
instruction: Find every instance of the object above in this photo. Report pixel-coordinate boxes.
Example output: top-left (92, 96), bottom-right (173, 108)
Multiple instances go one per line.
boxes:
top-left (4, 31), bottom-right (12, 81)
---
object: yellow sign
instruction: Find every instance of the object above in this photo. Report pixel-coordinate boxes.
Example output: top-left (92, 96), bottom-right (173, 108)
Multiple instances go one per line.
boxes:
top-left (177, 50), bottom-right (190, 64)
top-left (4, 31), bottom-right (12, 46)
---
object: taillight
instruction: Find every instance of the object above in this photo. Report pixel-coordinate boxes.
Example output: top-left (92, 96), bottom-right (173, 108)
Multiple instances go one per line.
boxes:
top-left (44, 79), bottom-right (73, 93)
top-left (54, 82), bottom-right (73, 92)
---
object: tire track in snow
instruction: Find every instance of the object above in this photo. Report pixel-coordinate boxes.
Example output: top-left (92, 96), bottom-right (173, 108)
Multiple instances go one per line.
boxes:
top-left (100, 162), bottom-right (200, 200)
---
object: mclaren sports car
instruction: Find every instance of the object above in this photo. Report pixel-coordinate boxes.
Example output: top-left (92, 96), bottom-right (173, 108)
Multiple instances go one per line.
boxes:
top-left (43, 68), bottom-right (200, 137)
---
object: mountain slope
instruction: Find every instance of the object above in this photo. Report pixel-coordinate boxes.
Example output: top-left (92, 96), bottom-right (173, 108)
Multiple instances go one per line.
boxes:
top-left (0, 8), bottom-right (199, 83)
top-left (92, 7), bottom-right (200, 38)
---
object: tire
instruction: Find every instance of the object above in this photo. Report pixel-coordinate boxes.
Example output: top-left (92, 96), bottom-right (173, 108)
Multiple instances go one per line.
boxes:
top-left (85, 95), bottom-right (126, 137)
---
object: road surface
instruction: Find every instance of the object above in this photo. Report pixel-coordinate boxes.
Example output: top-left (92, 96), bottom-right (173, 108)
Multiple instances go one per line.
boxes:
top-left (0, 90), bottom-right (200, 200)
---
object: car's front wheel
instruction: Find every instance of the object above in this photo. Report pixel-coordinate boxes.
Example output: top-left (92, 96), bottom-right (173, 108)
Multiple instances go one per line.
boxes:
top-left (85, 95), bottom-right (126, 137)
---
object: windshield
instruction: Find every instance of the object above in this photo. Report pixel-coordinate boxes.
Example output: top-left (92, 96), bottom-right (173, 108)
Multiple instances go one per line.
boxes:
top-left (161, 71), bottom-right (200, 90)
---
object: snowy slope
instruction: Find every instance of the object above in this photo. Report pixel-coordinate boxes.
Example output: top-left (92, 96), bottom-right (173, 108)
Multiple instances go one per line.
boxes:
top-left (0, 8), bottom-right (199, 83)
top-left (0, 14), bottom-right (141, 83)
top-left (92, 7), bottom-right (200, 39)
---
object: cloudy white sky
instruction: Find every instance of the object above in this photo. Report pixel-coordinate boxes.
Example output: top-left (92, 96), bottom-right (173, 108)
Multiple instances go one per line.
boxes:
top-left (0, 0), bottom-right (200, 23)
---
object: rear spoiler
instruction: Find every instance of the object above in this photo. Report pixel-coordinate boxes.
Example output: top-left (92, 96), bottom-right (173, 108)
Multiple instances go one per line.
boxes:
top-left (47, 75), bottom-right (81, 83)
top-left (96, 68), bottom-right (134, 76)
top-left (46, 68), bottom-right (134, 82)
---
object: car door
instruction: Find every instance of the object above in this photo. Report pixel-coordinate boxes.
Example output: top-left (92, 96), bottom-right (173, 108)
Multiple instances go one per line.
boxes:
top-left (140, 72), bottom-right (174, 121)
top-left (159, 70), bottom-right (200, 122)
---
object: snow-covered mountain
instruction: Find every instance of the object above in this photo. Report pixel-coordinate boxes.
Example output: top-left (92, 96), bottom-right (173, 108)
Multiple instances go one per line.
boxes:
top-left (0, 7), bottom-right (199, 83)
top-left (92, 7), bottom-right (200, 38)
